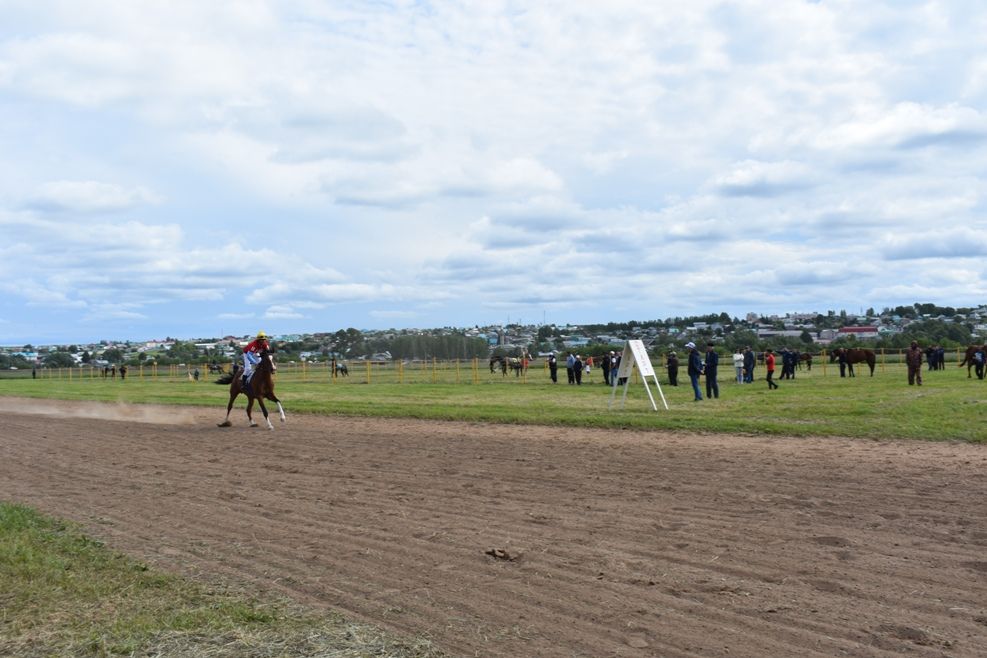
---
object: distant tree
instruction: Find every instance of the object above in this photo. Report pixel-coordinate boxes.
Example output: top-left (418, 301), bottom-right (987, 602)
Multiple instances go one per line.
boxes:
top-left (81, 351), bottom-right (92, 363)
top-left (102, 348), bottom-right (124, 363)
top-left (43, 352), bottom-right (76, 368)
top-left (800, 330), bottom-right (814, 344)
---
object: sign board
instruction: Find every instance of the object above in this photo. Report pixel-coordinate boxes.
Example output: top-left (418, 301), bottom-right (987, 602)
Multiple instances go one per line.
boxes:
top-left (616, 339), bottom-right (655, 378)
top-left (610, 340), bottom-right (668, 411)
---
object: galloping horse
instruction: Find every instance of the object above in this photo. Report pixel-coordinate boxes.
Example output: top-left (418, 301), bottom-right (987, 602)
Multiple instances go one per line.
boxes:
top-left (829, 348), bottom-right (876, 376)
top-left (217, 349), bottom-right (285, 429)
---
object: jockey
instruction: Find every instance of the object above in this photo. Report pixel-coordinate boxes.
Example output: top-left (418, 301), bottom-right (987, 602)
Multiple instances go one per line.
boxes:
top-left (242, 330), bottom-right (270, 383)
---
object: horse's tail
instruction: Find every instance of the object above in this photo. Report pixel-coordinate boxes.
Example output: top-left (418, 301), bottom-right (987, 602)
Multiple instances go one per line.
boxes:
top-left (216, 364), bottom-right (237, 385)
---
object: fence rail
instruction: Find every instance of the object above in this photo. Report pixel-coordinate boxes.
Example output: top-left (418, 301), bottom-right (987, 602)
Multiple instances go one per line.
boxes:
top-left (3, 348), bottom-right (970, 384)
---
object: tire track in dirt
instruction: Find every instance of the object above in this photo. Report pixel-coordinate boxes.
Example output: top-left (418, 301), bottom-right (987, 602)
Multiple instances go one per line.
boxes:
top-left (2, 399), bottom-right (986, 657)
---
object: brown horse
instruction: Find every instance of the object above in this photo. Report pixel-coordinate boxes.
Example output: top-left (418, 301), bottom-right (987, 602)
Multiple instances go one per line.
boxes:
top-left (829, 348), bottom-right (876, 376)
top-left (958, 344), bottom-right (986, 378)
top-left (217, 349), bottom-right (285, 429)
top-left (799, 352), bottom-right (813, 371)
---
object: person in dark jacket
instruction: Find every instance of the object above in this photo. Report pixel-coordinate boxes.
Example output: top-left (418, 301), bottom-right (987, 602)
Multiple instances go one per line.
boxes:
top-left (906, 341), bottom-right (923, 386)
top-left (743, 346), bottom-right (755, 383)
top-left (704, 342), bottom-right (719, 399)
top-left (666, 351), bottom-right (679, 386)
top-left (686, 342), bottom-right (703, 401)
top-left (548, 352), bottom-right (558, 383)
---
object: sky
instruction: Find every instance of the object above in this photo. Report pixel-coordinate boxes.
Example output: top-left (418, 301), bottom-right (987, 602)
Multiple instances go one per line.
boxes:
top-left (2, 1), bottom-right (987, 344)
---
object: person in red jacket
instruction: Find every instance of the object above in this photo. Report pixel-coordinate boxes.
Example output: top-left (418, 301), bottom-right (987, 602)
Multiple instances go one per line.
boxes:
top-left (241, 330), bottom-right (270, 384)
top-left (765, 349), bottom-right (779, 390)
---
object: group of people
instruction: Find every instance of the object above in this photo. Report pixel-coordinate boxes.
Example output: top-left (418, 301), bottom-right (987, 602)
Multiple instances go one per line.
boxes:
top-left (547, 351), bottom-right (627, 387)
top-left (924, 345), bottom-right (947, 371)
top-left (545, 339), bottom-right (948, 396)
top-left (684, 341), bottom-right (723, 401)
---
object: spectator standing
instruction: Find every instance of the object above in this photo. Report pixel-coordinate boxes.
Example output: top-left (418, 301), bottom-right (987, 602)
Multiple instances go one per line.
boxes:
top-left (566, 352), bottom-right (576, 384)
top-left (602, 352), bottom-right (612, 385)
top-left (666, 351), bottom-right (679, 386)
top-left (573, 354), bottom-right (583, 385)
top-left (765, 349), bottom-right (779, 389)
top-left (548, 352), bottom-right (558, 383)
top-left (906, 341), bottom-right (923, 386)
top-left (732, 350), bottom-right (744, 384)
top-left (837, 348), bottom-right (847, 378)
top-left (585, 355), bottom-right (593, 381)
top-left (686, 342), bottom-right (703, 401)
top-left (743, 346), bottom-right (755, 383)
top-left (612, 351), bottom-right (624, 386)
top-left (704, 342), bottom-right (720, 399)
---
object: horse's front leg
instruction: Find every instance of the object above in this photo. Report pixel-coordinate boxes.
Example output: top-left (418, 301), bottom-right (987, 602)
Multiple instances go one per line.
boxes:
top-left (256, 399), bottom-right (273, 430)
top-left (246, 397), bottom-right (258, 427)
top-left (270, 395), bottom-right (286, 423)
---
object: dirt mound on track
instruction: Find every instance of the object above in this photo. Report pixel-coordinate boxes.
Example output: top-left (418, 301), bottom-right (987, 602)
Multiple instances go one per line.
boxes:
top-left (2, 397), bottom-right (987, 657)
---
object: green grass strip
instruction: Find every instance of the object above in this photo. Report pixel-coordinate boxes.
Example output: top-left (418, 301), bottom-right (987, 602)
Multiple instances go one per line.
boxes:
top-left (0, 502), bottom-right (443, 657)
top-left (2, 360), bottom-right (985, 442)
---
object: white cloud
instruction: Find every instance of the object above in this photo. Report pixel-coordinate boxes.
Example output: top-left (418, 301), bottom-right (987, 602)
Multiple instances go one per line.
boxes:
top-left (28, 181), bottom-right (161, 213)
top-left (2, 2), bottom-right (987, 342)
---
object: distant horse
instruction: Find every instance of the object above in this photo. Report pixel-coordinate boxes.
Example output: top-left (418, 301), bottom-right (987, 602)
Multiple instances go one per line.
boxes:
top-left (217, 349), bottom-right (285, 430)
top-left (335, 363), bottom-right (349, 377)
top-left (799, 353), bottom-right (813, 371)
top-left (507, 357), bottom-right (527, 376)
top-left (207, 363), bottom-right (226, 374)
top-left (489, 355), bottom-right (508, 376)
top-left (829, 348), bottom-right (876, 376)
top-left (958, 344), bottom-right (987, 379)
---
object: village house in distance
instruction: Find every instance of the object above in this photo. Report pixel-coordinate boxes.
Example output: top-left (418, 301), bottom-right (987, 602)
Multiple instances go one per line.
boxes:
top-left (2, 303), bottom-right (985, 370)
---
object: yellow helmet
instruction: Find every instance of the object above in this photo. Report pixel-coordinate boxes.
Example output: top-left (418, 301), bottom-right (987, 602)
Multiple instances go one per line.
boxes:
top-left (256, 330), bottom-right (267, 339)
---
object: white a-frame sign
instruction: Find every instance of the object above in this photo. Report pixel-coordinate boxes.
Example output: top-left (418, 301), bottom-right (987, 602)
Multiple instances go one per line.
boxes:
top-left (608, 339), bottom-right (669, 411)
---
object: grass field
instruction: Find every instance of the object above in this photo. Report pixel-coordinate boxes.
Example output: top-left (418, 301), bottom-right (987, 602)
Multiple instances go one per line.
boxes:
top-left (2, 358), bottom-right (984, 441)
top-left (0, 502), bottom-right (443, 657)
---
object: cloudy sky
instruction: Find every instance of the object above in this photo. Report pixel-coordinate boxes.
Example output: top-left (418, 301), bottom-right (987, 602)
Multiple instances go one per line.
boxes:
top-left (2, 1), bottom-right (986, 344)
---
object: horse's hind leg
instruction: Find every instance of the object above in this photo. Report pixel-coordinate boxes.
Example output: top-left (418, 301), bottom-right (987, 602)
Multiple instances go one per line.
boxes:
top-left (218, 391), bottom-right (238, 427)
top-left (246, 398), bottom-right (258, 427)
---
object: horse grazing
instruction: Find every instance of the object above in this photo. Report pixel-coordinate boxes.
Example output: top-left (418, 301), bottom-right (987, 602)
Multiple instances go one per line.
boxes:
top-left (335, 363), bottom-right (349, 377)
top-left (829, 348), bottom-right (876, 376)
top-left (958, 344), bottom-right (987, 379)
top-left (217, 349), bottom-right (285, 430)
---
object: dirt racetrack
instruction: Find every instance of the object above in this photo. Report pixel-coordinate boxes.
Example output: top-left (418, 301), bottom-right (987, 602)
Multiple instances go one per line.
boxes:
top-left (2, 397), bottom-right (986, 657)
